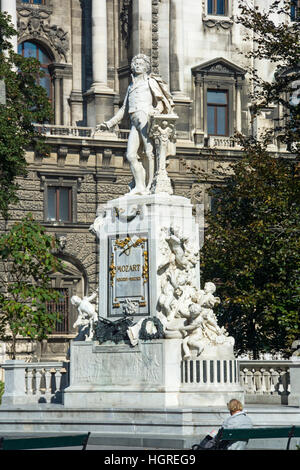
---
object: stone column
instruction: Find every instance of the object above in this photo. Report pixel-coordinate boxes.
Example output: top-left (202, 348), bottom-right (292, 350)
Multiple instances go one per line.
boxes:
top-left (235, 83), bottom-right (242, 133)
top-left (49, 63), bottom-right (72, 126)
top-left (131, 0), bottom-right (152, 57)
top-left (169, 0), bottom-right (192, 140)
top-left (193, 75), bottom-right (205, 146)
top-left (169, 0), bottom-right (186, 98)
top-left (70, 0), bottom-right (84, 126)
top-left (86, 0), bottom-right (115, 128)
top-left (91, 0), bottom-right (109, 91)
top-left (1, 0), bottom-right (17, 52)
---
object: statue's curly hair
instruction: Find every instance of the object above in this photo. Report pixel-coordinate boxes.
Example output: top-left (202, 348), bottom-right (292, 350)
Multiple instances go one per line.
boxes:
top-left (131, 54), bottom-right (151, 74)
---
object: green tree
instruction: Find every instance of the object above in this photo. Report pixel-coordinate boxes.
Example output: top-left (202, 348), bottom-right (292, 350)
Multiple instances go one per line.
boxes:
top-left (0, 214), bottom-right (62, 359)
top-left (199, 0), bottom-right (300, 357)
top-left (0, 11), bottom-right (52, 220)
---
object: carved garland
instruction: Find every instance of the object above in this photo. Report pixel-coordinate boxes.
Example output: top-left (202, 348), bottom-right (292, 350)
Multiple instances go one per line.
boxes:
top-left (138, 317), bottom-right (165, 341)
top-left (151, 0), bottom-right (160, 75)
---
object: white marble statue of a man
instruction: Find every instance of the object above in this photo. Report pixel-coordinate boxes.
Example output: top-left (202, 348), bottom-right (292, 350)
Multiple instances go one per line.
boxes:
top-left (96, 54), bottom-right (174, 195)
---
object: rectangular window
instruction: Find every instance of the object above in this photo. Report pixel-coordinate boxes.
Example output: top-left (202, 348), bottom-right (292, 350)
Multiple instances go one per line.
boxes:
top-left (47, 288), bottom-right (70, 334)
top-left (47, 187), bottom-right (72, 222)
top-left (21, 1), bottom-right (45, 4)
top-left (291, 0), bottom-right (300, 20)
top-left (208, 0), bottom-right (227, 15)
top-left (207, 90), bottom-right (228, 136)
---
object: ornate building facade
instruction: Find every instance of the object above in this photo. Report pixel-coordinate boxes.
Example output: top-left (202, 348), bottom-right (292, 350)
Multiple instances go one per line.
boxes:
top-left (0, 0), bottom-right (292, 361)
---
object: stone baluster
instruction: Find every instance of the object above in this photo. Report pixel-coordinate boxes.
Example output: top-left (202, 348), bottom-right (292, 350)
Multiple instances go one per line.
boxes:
top-left (37, 368), bottom-right (44, 397)
top-left (260, 369), bottom-right (267, 394)
top-left (45, 368), bottom-right (52, 397)
top-left (54, 368), bottom-right (62, 394)
top-left (245, 369), bottom-right (254, 393)
top-left (263, 370), bottom-right (271, 394)
top-left (26, 367), bottom-right (34, 396)
top-left (269, 368), bottom-right (275, 394)
top-left (277, 370), bottom-right (285, 395)
top-left (254, 370), bottom-right (263, 393)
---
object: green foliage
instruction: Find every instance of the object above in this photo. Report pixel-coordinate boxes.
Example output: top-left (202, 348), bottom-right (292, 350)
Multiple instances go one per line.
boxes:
top-left (236, 0), bottom-right (300, 151)
top-left (199, 1), bottom-right (300, 357)
top-left (0, 380), bottom-right (4, 404)
top-left (0, 214), bottom-right (63, 359)
top-left (0, 11), bottom-right (53, 220)
top-left (201, 140), bottom-right (300, 357)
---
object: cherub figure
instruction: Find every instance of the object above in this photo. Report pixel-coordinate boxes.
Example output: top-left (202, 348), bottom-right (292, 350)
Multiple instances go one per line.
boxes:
top-left (71, 290), bottom-right (98, 341)
top-left (180, 303), bottom-right (206, 360)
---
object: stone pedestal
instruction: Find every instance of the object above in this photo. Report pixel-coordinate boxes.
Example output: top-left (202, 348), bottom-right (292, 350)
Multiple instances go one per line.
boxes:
top-left (63, 339), bottom-right (183, 408)
top-left (63, 339), bottom-right (243, 409)
top-left (288, 358), bottom-right (300, 407)
top-left (91, 193), bottom-right (200, 320)
top-left (1, 361), bottom-right (27, 406)
top-left (85, 188), bottom-right (244, 409)
top-left (85, 89), bottom-right (115, 128)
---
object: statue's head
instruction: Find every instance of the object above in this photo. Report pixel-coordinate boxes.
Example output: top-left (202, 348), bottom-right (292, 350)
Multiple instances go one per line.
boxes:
top-left (71, 295), bottom-right (81, 306)
top-left (131, 54), bottom-right (151, 75)
top-left (204, 282), bottom-right (216, 294)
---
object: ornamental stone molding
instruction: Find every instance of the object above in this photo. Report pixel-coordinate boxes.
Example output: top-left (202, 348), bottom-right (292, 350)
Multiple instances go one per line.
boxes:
top-left (17, 4), bottom-right (69, 62)
top-left (192, 57), bottom-right (247, 78)
top-left (202, 15), bottom-right (234, 30)
top-left (151, 0), bottom-right (161, 75)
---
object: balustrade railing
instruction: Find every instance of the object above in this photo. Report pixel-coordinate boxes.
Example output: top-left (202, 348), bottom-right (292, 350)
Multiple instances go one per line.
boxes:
top-left (33, 124), bottom-right (130, 140)
top-left (0, 361), bottom-right (69, 405)
top-left (0, 359), bottom-right (293, 406)
top-left (239, 360), bottom-right (290, 404)
top-left (25, 363), bottom-right (69, 404)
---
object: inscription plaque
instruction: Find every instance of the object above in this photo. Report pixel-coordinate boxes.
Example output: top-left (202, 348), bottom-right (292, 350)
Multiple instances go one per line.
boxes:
top-left (108, 233), bottom-right (149, 317)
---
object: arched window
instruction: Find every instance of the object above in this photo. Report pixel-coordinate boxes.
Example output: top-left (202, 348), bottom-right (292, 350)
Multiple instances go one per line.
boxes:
top-left (18, 41), bottom-right (52, 101)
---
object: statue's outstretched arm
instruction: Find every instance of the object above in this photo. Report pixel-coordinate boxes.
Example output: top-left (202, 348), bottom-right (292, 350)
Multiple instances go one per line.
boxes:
top-left (105, 90), bottom-right (129, 129)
